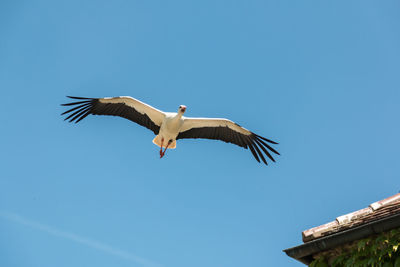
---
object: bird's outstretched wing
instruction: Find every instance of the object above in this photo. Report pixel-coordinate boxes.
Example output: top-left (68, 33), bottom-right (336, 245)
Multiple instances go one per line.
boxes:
top-left (177, 118), bottom-right (279, 165)
top-left (61, 96), bottom-right (165, 135)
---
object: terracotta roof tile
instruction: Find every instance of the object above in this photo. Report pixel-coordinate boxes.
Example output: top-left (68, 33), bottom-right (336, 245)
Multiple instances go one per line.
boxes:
top-left (302, 193), bottom-right (400, 242)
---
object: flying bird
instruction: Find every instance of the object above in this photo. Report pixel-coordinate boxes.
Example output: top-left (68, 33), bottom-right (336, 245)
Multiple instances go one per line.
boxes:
top-left (61, 96), bottom-right (279, 165)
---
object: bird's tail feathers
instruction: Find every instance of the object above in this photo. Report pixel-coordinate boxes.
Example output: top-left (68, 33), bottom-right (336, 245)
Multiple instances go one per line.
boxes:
top-left (152, 135), bottom-right (176, 149)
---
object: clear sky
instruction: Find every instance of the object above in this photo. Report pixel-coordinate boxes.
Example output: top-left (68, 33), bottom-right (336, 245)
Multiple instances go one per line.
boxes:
top-left (1, 1), bottom-right (400, 266)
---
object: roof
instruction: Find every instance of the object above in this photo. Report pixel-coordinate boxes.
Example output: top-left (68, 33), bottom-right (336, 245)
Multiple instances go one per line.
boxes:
top-left (302, 193), bottom-right (400, 242)
top-left (284, 193), bottom-right (400, 265)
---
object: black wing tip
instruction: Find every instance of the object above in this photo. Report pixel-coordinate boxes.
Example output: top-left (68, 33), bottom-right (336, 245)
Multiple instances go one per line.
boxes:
top-left (255, 136), bottom-right (280, 156)
top-left (254, 134), bottom-right (279, 144)
top-left (66, 96), bottom-right (94, 100)
top-left (61, 101), bottom-right (94, 107)
top-left (246, 133), bottom-right (280, 165)
top-left (60, 96), bottom-right (96, 105)
top-left (61, 97), bottom-right (95, 123)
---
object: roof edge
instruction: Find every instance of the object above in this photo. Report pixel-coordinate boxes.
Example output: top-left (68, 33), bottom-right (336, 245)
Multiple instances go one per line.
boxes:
top-left (302, 193), bottom-right (400, 242)
top-left (283, 212), bottom-right (400, 265)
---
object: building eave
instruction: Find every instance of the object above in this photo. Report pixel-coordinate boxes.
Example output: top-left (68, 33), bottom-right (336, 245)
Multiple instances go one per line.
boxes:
top-left (283, 212), bottom-right (400, 265)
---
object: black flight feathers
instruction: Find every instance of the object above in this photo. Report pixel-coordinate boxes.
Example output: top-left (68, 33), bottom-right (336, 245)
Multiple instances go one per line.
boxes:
top-left (60, 96), bottom-right (160, 134)
top-left (177, 126), bottom-right (279, 165)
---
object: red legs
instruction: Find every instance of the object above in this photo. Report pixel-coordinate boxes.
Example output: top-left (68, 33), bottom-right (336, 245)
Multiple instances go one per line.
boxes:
top-left (159, 138), bottom-right (164, 157)
top-left (160, 139), bottom-right (172, 158)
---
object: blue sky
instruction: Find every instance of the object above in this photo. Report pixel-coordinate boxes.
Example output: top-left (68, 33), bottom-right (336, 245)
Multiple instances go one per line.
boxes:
top-left (1, 1), bottom-right (400, 266)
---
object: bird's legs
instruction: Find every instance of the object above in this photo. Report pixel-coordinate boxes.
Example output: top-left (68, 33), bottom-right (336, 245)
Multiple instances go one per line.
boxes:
top-left (159, 138), bottom-right (164, 157)
top-left (160, 139), bottom-right (172, 158)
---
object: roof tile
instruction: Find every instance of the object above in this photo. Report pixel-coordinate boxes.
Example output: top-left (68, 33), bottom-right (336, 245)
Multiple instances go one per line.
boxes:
top-left (370, 193), bottom-right (400, 211)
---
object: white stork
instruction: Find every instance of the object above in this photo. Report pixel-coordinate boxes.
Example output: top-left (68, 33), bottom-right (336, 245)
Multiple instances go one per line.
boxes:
top-left (61, 96), bottom-right (279, 165)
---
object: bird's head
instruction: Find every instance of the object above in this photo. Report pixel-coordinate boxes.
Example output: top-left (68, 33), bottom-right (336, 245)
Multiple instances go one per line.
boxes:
top-left (178, 105), bottom-right (187, 114)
